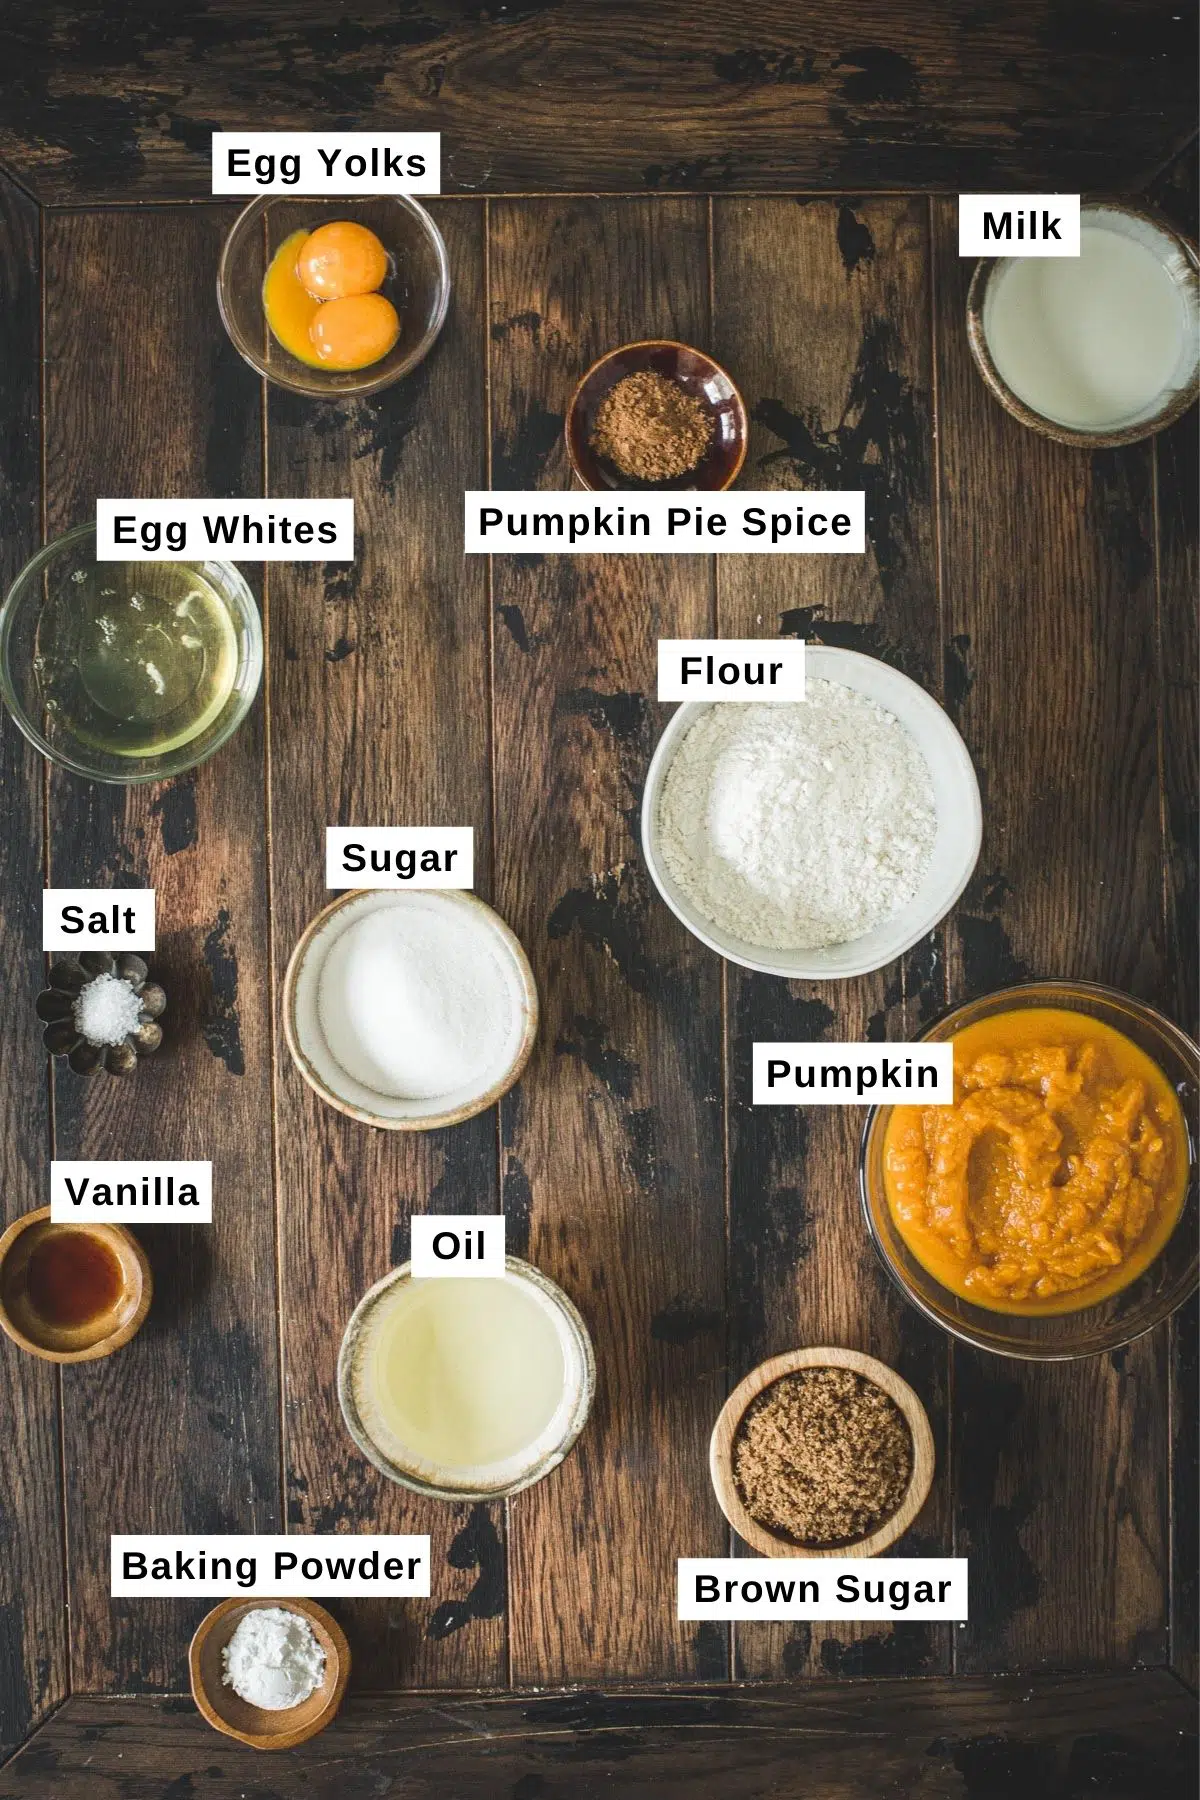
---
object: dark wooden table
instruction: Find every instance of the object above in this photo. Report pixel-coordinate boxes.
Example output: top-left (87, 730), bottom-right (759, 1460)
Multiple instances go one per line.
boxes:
top-left (0, 5), bottom-right (1196, 1795)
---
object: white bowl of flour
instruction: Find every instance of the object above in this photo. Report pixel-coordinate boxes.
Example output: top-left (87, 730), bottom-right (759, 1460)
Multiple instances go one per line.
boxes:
top-left (642, 647), bottom-right (981, 980)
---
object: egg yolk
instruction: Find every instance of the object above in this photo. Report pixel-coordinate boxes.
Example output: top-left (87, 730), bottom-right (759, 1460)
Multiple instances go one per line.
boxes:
top-left (309, 293), bottom-right (401, 370)
top-left (297, 221), bottom-right (390, 300)
top-left (262, 228), bottom-right (324, 367)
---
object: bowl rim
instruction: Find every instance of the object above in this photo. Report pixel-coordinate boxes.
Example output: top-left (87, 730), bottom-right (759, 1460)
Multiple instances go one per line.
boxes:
top-left (188, 1595), bottom-right (350, 1751)
top-left (640, 646), bottom-right (983, 978)
top-left (0, 521), bottom-right (264, 785)
top-left (281, 887), bottom-right (539, 1130)
top-left (859, 978), bottom-right (1200, 1360)
top-left (336, 1254), bottom-right (597, 1500)
top-left (708, 1346), bottom-right (935, 1558)
top-left (217, 194), bottom-right (451, 398)
top-left (0, 1207), bottom-right (152, 1362)
top-left (965, 196), bottom-right (1200, 448)
top-left (565, 337), bottom-right (749, 491)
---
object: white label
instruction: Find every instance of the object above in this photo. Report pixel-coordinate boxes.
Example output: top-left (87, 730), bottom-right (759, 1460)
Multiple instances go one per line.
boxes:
top-left (211, 132), bottom-right (440, 195)
top-left (752, 1042), bottom-right (954, 1105)
top-left (658, 639), bottom-right (805, 702)
top-left (678, 1558), bottom-right (967, 1620)
top-left (44, 889), bottom-right (155, 951)
top-left (51, 1161), bottom-right (212, 1224)
top-left (958, 194), bottom-right (1080, 256)
top-left (325, 827), bottom-right (474, 890)
top-left (96, 498), bottom-right (354, 561)
top-left (464, 492), bottom-right (864, 554)
top-left (112, 1534), bottom-right (430, 1597)
top-left (411, 1215), bottom-right (506, 1278)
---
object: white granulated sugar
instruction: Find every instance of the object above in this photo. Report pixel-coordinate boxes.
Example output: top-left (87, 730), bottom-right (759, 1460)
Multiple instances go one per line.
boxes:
top-left (657, 685), bottom-right (937, 950)
top-left (221, 1605), bottom-right (325, 1711)
top-left (317, 906), bottom-right (513, 1101)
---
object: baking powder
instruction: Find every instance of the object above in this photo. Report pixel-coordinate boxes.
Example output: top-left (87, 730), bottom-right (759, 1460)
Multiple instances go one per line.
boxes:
top-left (221, 1606), bottom-right (325, 1711)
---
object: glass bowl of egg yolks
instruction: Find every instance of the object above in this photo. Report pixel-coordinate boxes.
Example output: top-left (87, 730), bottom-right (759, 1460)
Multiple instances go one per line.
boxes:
top-left (218, 197), bottom-right (450, 398)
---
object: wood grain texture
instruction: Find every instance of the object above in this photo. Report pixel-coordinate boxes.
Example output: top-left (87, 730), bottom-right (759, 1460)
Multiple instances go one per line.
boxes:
top-left (711, 195), bottom-right (951, 1681)
top-left (0, 2), bottom-right (1196, 204)
top-left (1149, 145), bottom-right (1199, 1694)
top-left (0, 169), bottom-right (67, 1761)
top-left (932, 196), bottom-right (1173, 1673)
top-left (41, 206), bottom-right (280, 1691)
top-left (489, 197), bottom-right (728, 1682)
top-left (2, 1673), bottom-right (1196, 1798)
top-left (265, 200), bottom-right (505, 1687)
top-left (0, 174), bottom-right (1193, 1753)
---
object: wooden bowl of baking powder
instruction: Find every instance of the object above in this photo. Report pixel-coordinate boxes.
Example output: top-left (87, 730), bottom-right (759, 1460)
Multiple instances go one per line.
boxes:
top-left (189, 1597), bottom-right (350, 1751)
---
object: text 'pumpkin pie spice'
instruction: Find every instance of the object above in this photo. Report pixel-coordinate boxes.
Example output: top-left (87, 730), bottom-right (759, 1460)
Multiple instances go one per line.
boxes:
top-left (732, 1366), bottom-right (913, 1548)
top-left (589, 370), bottom-right (714, 481)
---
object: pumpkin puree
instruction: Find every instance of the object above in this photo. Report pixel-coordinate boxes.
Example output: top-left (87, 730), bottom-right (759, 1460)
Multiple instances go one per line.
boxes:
top-left (883, 1008), bottom-right (1189, 1313)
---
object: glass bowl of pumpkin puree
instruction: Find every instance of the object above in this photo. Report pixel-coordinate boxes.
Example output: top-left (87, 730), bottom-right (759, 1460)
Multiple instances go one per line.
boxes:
top-left (860, 982), bottom-right (1197, 1359)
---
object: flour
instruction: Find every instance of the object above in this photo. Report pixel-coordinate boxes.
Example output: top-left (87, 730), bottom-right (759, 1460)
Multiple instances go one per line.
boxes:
top-left (657, 685), bottom-right (937, 950)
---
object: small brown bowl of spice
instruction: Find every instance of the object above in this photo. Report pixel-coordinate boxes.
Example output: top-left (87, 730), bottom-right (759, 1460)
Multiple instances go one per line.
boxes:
top-left (0, 1208), bottom-right (151, 1363)
top-left (710, 1347), bottom-right (934, 1558)
top-left (566, 340), bottom-right (748, 491)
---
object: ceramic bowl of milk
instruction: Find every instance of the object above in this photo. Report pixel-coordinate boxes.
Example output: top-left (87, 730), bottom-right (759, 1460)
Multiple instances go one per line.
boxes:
top-left (337, 1257), bottom-right (596, 1500)
top-left (968, 201), bottom-right (1199, 446)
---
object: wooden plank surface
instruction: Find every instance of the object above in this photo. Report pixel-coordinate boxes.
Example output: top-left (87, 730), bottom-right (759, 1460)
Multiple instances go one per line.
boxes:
top-left (1150, 146), bottom-right (1200, 1695)
top-left (0, 171), bottom-right (1193, 1751)
top-left (2, 1672), bottom-right (1196, 1798)
top-left (489, 196), bottom-right (728, 1682)
top-left (931, 197), bottom-right (1175, 1672)
top-left (41, 207), bottom-right (281, 1691)
top-left (265, 199), bottom-right (504, 1687)
top-left (0, 169), bottom-right (67, 1761)
top-left (711, 194), bottom-right (951, 1682)
top-left (0, 3), bottom-right (1195, 205)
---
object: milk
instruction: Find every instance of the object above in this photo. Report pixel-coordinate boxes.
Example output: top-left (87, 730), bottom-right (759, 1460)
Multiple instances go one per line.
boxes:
top-left (984, 224), bottom-right (1190, 430)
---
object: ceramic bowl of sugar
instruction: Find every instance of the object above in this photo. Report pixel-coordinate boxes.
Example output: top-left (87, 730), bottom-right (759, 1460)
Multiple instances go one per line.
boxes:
top-left (641, 646), bottom-right (982, 981)
top-left (283, 889), bottom-right (538, 1129)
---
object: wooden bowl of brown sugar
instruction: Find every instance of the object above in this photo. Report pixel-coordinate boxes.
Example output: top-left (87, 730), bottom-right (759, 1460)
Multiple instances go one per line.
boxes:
top-left (566, 340), bottom-right (748, 491)
top-left (709, 1347), bottom-right (934, 1558)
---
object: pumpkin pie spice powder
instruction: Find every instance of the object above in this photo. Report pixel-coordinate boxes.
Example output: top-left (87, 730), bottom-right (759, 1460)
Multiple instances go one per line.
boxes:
top-left (732, 1367), bottom-right (913, 1547)
top-left (589, 370), bottom-right (713, 481)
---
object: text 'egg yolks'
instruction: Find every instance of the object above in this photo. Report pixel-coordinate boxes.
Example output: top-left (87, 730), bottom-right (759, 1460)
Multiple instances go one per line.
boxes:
top-left (298, 221), bottom-right (389, 300)
top-left (309, 293), bottom-right (401, 370)
top-left (262, 228), bottom-right (324, 367)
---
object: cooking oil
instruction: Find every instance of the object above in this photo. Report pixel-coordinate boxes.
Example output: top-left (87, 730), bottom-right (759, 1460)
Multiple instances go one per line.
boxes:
top-left (35, 561), bottom-right (239, 757)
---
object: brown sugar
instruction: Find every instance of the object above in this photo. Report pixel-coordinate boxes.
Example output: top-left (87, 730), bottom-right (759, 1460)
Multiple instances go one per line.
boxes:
top-left (589, 371), bottom-right (714, 481)
top-left (732, 1367), bottom-right (913, 1548)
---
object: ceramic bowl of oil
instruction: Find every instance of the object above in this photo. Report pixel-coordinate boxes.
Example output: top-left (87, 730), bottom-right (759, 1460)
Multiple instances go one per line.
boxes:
top-left (337, 1256), bottom-right (596, 1501)
top-left (0, 523), bottom-right (262, 783)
